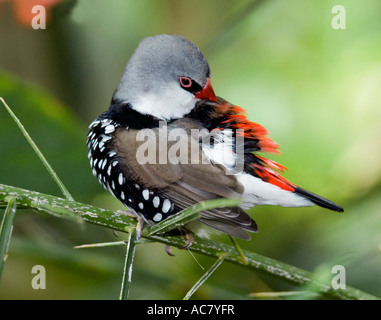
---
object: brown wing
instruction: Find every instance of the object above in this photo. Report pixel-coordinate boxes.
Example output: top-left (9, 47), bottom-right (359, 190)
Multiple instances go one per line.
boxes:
top-left (112, 118), bottom-right (257, 239)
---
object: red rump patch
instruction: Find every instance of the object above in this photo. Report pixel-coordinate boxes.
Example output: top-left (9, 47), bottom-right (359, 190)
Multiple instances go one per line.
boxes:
top-left (253, 164), bottom-right (296, 192)
top-left (215, 99), bottom-right (280, 154)
top-left (256, 155), bottom-right (288, 172)
top-left (214, 98), bottom-right (295, 192)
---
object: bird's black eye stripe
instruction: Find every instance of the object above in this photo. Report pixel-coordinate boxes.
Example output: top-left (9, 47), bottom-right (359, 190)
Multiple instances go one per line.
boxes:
top-left (179, 76), bottom-right (202, 94)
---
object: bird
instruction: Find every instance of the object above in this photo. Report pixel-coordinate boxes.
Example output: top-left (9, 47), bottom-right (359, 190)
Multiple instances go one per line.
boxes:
top-left (86, 34), bottom-right (343, 247)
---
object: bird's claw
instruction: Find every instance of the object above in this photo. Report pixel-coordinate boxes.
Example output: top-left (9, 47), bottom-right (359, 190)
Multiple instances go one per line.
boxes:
top-left (180, 230), bottom-right (194, 249)
top-left (135, 217), bottom-right (145, 240)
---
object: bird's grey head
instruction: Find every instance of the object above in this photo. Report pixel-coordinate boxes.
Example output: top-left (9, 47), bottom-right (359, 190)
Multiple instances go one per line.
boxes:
top-left (113, 34), bottom-right (216, 120)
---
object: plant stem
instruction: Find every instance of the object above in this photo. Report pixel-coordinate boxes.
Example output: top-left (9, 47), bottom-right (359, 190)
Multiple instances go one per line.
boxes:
top-left (148, 198), bottom-right (241, 235)
top-left (183, 254), bottom-right (226, 300)
top-left (0, 97), bottom-right (74, 201)
top-left (0, 196), bottom-right (17, 283)
top-left (74, 241), bottom-right (128, 249)
top-left (0, 183), bottom-right (378, 300)
top-left (119, 228), bottom-right (137, 300)
top-left (229, 235), bottom-right (248, 265)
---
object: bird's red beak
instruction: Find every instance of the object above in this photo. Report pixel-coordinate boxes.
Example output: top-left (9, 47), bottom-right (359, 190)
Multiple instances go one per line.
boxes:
top-left (195, 78), bottom-right (217, 102)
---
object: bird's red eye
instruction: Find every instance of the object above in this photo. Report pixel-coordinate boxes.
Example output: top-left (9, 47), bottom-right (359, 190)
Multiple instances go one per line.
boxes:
top-left (179, 77), bottom-right (192, 88)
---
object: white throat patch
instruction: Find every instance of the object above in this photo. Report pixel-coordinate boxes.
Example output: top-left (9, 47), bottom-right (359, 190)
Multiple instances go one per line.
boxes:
top-left (117, 83), bottom-right (197, 120)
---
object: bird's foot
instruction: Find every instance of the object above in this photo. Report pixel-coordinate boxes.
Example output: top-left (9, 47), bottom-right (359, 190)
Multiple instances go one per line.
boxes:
top-left (165, 245), bottom-right (176, 256)
top-left (135, 216), bottom-right (145, 240)
top-left (180, 230), bottom-right (194, 249)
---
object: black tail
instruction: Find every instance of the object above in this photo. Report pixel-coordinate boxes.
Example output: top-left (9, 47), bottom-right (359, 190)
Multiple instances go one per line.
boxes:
top-left (294, 187), bottom-right (344, 212)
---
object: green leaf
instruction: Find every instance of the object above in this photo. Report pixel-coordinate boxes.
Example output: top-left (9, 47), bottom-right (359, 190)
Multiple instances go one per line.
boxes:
top-left (249, 291), bottom-right (319, 299)
top-left (74, 241), bottom-right (129, 249)
top-left (0, 196), bottom-right (17, 283)
top-left (148, 198), bottom-right (241, 235)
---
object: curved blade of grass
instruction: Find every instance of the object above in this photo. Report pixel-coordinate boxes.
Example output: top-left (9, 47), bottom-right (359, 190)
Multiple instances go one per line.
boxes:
top-left (249, 291), bottom-right (319, 299)
top-left (148, 198), bottom-right (241, 235)
top-left (119, 228), bottom-right (137, 300)
top-left (74, 238), bottom-right (152, 249)
top-left (0, 196), bottom-right (17, 283)
top-left (183, 254), bottom-right (226, 300)
top-left (74, 241), bottom-right (128, 249)
top-left (0, 97), bottom-right (74, 201)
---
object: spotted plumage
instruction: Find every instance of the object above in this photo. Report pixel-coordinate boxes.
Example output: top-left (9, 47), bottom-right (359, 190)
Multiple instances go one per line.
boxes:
top-left (87, 34), bottom-right (343, 244)
top-left (87, 117), bottom-right (177, 224)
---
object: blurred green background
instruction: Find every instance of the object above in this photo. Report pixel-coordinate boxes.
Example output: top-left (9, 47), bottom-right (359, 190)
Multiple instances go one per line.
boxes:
top-left (0, 0), bottom-right (380, 299)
